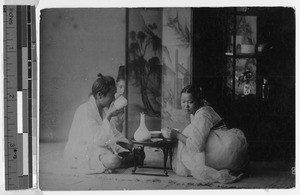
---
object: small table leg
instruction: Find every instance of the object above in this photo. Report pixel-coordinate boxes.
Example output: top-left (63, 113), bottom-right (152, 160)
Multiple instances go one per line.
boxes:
top-left (162, 148), bottom-right (168, 175)
top-left (132, 147), bottom-right (137, 174)
top-left (168, 148), bottom-right (173, 170)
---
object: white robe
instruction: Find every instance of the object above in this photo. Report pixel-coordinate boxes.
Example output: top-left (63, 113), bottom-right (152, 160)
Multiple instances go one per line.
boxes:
top-left (110, 112), bottom-right (125, 133)
top-left (172, 106), bottom-right (248, 184)
top-left (64, 96), bottom-right (129, 174)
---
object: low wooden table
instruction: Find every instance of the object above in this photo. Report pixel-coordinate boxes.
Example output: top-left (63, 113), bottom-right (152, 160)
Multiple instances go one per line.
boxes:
top-left (131, 138), bottom-right (177, 176)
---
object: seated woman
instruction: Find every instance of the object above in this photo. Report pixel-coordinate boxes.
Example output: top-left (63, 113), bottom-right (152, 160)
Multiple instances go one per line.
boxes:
top-left (111, 66), bottom-right (126, 133)
top-left (64, 73), bottom-right (132, 174)
top-left (162, 85), bottom-right (248, 184)
top-left (110, 66), bottom-right (132, 151)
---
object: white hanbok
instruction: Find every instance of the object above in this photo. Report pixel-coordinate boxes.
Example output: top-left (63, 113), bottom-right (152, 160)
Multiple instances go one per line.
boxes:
top-left (110, 112), bottom-right (125, 133)
top-left (172, 106), bottom-right (248, 184)
top-left (64, 96), bottom-right (130, 174)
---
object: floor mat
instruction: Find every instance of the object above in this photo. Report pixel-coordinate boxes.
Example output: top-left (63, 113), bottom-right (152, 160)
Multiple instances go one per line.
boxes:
top-left (39, 142), bottom-right (295, 190)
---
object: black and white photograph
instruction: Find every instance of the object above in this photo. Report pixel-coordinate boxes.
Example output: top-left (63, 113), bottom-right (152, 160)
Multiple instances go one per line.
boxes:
top-left (39, 7), bottom-right (295, 190)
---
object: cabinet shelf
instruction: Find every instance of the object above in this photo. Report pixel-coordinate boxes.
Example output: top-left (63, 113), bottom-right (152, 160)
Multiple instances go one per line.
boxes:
top-left (225, 52), bottom-right (257, 58)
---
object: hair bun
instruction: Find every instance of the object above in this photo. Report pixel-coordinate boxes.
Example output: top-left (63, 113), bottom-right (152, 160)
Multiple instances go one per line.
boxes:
top-left (97, 73), bottom-right (103, 78)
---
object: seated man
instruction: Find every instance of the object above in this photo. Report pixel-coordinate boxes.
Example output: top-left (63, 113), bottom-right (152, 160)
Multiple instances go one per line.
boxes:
top-left (64, 73), bottom-right (132, 174)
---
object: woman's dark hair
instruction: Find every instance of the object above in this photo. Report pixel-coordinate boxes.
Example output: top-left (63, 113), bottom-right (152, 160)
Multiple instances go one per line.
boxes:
top-left (116, 65), bottom-right (125, 82)
top-left (181, 84), bottom-right (204, 105)
top-left (91, 73), bottom-right (116, 97)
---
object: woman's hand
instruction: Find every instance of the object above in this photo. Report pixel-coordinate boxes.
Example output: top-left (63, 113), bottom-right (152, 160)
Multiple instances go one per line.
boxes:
top-left (162, 127), bottom-right (187, 144)
top-left (161, 127), bottom-right (180, 139)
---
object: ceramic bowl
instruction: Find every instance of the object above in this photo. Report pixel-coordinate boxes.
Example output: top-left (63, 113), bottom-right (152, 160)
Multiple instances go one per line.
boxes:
top-left (150, 131), bottom-right (163, 138)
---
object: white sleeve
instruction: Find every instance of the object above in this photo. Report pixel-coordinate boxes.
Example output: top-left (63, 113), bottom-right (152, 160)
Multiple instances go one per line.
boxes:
top-left (110, 116), bottom-right (129, 144)
top-left (82, 108), bottom-right (115, 147)
top-left (93, 118), bottom-right (116, 146)
top-left (185, 111), bottom-right (213, 153)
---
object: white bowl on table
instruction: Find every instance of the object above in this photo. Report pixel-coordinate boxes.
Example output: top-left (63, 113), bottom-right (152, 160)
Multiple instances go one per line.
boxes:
top-left (150, 131), bottom-right (163, 138)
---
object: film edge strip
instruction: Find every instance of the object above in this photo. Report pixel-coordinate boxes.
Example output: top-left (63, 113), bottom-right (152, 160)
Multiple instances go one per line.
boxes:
top-left (3, 5), bottom-right (37, 190)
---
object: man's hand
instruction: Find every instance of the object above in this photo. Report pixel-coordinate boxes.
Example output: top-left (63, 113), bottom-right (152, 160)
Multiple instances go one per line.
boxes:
top-left (107, 103), bottom-right (124, 121)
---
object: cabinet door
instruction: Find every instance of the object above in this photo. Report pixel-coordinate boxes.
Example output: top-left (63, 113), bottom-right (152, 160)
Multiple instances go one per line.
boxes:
top-left (226, 57), bottom-right (257, 97)
top-left (226, 12), bottom-right (257, 98)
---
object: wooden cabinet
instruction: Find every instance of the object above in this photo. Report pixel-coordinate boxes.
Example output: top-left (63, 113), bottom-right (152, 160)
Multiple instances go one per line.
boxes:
top-left (192, 8), bottom-right (295, 161)
top-left (223, 8), bottom-right (295, 161)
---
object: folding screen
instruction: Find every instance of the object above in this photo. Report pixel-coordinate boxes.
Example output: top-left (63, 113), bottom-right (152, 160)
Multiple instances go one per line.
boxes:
top-left (127, 8), bottom-right (192, 138)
